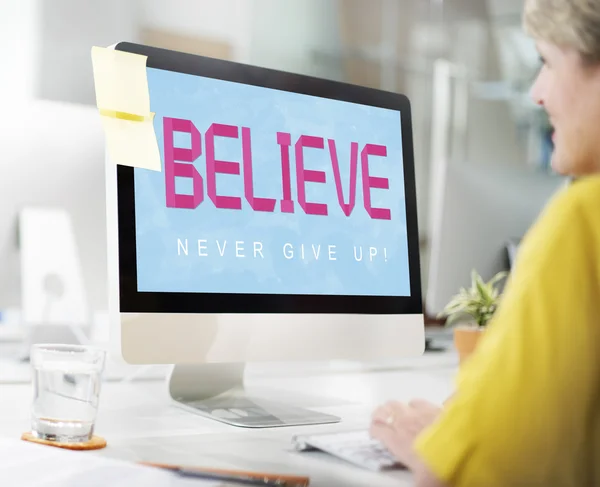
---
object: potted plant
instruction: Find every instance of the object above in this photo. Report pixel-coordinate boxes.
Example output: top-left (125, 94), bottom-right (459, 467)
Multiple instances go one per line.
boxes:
top-left (438, 269), bottom-right (507, 364)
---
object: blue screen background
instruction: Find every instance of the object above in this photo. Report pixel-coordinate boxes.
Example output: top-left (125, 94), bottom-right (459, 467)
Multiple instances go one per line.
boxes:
top-left (134, 67), bottom-right (411, 296)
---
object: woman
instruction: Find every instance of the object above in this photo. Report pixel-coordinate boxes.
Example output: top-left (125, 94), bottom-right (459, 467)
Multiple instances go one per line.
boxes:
top-left (369, 0), bottom-right (600, 485)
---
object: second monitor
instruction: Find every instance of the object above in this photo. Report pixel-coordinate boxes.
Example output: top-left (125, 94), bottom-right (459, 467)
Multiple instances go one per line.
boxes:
top-left (105, 42), bottom-right (424, 427)
top-left (426, 161), bottom-right (566, 317)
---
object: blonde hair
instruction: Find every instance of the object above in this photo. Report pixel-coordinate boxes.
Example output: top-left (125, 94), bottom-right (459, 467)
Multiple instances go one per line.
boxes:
top-left (523, 0), bottom-right (600, 62)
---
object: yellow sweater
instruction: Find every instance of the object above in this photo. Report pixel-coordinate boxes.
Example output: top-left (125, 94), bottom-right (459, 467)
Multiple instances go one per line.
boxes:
top-left (415, 174), bottom-right (600, 486)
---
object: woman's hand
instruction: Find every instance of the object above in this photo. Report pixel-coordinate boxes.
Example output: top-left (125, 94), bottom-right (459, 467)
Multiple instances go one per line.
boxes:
top-left (369, 399), bottom-right (441, 471)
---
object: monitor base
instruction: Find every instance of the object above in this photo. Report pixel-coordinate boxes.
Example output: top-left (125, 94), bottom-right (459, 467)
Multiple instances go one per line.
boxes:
top-left (167, 363), bottom-right (341, 428)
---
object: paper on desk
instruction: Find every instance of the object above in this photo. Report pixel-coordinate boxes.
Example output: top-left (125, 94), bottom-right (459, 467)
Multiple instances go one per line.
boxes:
top-left (91, 46), bottom-right (161, 172)
top-left (0, 439), bottom-right (219, 486)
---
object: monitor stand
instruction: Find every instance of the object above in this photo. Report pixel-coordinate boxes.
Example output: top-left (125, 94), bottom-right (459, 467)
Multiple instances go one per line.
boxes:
top-left (167, 362), bottom-right (341, 428)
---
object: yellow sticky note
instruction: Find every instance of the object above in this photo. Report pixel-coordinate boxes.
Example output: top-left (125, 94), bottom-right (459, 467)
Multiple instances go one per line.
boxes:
top-left (91, 46), bottom-right (150, 117)
top-left (91, 46), bottom-right (162, 172)
top-left (100, 115), bottom-right (161, 172)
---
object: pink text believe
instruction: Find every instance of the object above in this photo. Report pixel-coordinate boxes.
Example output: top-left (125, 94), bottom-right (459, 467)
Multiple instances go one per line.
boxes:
top-left (164, 117), bottom-right (392, 220)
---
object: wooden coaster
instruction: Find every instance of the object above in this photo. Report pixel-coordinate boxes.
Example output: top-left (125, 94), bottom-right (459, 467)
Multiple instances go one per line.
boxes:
top-left (21, 432), bottom-right (107, 451)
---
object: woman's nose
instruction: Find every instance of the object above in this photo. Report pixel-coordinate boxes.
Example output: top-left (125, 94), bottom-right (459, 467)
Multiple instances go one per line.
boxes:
top-left (530, 74), bottom-right (545, 106)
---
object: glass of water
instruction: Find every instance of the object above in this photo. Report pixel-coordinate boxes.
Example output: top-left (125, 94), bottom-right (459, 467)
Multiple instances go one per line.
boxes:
top-left (30, 344), bottom-right (106, 443)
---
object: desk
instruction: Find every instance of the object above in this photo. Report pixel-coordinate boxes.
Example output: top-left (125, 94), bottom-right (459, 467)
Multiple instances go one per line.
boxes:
top-left (0, 347), bottom-right (457, 486)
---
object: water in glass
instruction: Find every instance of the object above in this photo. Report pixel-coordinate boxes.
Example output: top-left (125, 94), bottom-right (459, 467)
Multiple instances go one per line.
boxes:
top-left (30, 344), bottom-right (105, 443)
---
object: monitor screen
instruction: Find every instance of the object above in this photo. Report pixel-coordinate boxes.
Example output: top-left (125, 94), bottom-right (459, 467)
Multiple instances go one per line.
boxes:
top-left (132, 68), bottom-right (411, 298)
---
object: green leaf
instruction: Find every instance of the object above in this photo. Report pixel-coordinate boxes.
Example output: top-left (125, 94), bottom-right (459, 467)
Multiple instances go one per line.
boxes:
top-left (488, 271), bottom-right (508, 288)
top-left (439, 269), bottom-right (507, 328)
top-left (475, 279), bottom-right (491, 301)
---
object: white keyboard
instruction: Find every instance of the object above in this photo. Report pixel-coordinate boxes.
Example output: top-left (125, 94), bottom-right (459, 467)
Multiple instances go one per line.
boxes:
top-left (292, 430), bottom-right (404, 472)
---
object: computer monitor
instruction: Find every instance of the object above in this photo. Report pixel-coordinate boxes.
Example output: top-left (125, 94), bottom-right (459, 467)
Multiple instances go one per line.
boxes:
top-left (426, 160), bottom-right (566, 317)
top-left (0, 100), bottom-right (107, 337)
top-left (105, 42), bottom-right (424, 428)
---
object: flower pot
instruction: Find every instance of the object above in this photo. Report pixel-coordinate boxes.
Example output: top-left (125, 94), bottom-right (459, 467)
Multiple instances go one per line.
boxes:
top-left (453, 326), bottom-right (484, 365)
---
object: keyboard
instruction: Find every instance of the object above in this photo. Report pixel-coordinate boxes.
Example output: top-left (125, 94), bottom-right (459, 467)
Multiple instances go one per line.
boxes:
top-left (292, 430), bottom-right (404, 472)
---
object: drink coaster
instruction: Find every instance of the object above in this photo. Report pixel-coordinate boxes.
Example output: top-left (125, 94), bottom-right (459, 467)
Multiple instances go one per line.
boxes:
top-left (21, 432), bottom-right (107, 450)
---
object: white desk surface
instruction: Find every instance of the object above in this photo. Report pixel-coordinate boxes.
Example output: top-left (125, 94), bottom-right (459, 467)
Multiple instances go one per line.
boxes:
top-left (0, 345), bottom-right (457, 486)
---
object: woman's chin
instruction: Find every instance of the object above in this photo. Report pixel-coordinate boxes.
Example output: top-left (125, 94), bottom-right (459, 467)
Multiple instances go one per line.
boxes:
top-left (550, 151), bottom-right (570, 175)
top-left (551, 146), bottom-right (599, 176)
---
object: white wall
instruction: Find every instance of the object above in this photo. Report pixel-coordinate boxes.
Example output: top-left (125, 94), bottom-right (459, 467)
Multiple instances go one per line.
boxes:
top-left (248, 0), bottom-right (342, 76)
top-left (462, 26), bottom-right (528, 168)
top-left (139, 0), bottom-right (253, 62)
top-left (140, 0), bottom-right (343, 77)
top-left (0, 0), bottom-right (139, 106)
top-left (1, 0), bottom-right (344, 106)
top-left (0, 0), bottom-right (38, 101)
top-left (37, 0), bottom-right (139, 105)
